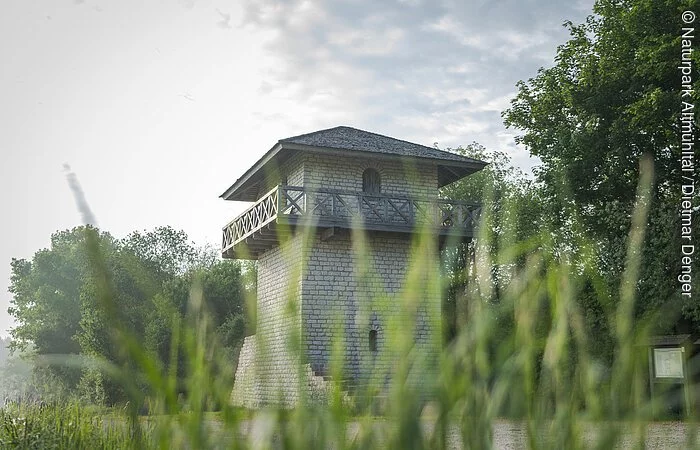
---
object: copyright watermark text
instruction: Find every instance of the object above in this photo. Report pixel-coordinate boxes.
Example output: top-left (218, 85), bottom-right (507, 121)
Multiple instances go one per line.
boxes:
top-left (679, 11), bottom-right (695, 298)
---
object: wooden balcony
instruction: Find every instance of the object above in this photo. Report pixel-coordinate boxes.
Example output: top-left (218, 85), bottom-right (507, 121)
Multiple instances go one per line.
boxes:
top-left (222, 185), bottom-right (481, 259)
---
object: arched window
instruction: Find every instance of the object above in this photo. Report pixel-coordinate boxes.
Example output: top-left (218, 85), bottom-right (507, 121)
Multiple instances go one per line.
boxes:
top-left (362, 168), bottom-right (381, 194)
top-left (369, 329), bottom-right (378, 352)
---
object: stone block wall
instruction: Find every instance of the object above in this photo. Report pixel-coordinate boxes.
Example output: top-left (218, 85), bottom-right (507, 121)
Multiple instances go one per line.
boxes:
top-left (303, 153), bottom-right (439, 199)
top-left (230, 335), bottom-right (260, 408)
top-left (257, 152), bottom-right (305, 197)
top-left (231, 154), bottom-right (443, 406)
top-left (256, 152), bottom-right (438, 199)
top-left (231, 228), bottom-right (442, 407)
top-left (251, 232), bottom-right (305, 406)
top-left (301, 230), bottom-right (441, 389)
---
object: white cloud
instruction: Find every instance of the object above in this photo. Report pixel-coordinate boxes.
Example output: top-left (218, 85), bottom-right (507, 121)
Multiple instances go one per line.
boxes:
top-left (422, 15), bottom-right (485, 48)
top-left (328, 26), bottom-right (405, 56)
top-left (237, 0), bottom-right (593, 165)
top-left (0, 0), bottom-right (596, 336)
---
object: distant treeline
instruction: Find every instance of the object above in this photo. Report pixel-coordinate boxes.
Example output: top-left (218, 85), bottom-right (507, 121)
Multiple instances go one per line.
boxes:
top-left (6, 226), bottom-right (255, 405)
top-left (0, 337), bottom-right (8, 366)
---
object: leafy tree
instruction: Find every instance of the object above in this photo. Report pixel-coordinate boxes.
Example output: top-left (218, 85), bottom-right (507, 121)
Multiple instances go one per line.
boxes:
top-left (142, 259), bottom-right (248, 367)
top-left (8, 229), bottom-right (93, 355)
top-left (439, 144), bottom-right (546, 342)
top-left (7, 228), bottom-right (115, 392)
top-left (7, 226), bottom-right (248, 404)
top-left (159, 260), bottom-right (244, 320)
top-left (76, 230), bottom-right (160, 403)
top-left (121, 226), bottom-right (217, 277)
top-left (78, 230), bottom-right (239, 403)
top-left (503, 0), bottom-right (700, 332)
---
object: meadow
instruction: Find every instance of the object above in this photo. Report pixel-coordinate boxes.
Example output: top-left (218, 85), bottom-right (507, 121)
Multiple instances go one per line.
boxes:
top-left (2, 155), bottom-right (698, 450)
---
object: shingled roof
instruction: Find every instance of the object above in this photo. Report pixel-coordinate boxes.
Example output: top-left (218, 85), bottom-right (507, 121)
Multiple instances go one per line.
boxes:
top-left (280, 126), bottom-right (484, 165)
top-left (221, 126), bottom-right (488, 201)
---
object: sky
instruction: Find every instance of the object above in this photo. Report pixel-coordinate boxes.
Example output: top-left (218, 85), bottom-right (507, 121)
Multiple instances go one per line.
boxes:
top-left (0, 0), bottom-right (594, 337)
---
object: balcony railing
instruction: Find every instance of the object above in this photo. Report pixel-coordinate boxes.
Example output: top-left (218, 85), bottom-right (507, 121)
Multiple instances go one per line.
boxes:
top-left (222, 185), bottom-right (481, 256)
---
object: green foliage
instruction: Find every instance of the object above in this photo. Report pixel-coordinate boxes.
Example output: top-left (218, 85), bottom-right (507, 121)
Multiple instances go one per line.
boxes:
top-left (8, 229), bottom-right (91, 356)
top-left (440, 143), bottom-right (530, 203)
top-left (7, 226), bottom-right (249, 405)
top-left (218, 314), bottom-right (247, 350)
top-left (0, 403), bottom-right (130, 449)
top-left (440, 144), bottom-right (547, 343)
top-left (0, 162), bottom-right (685, 448)
top-left (121, 226), bottom-right (211, 276)
top-left (163, 260), bottom-right (245, 321)
top-left (503, 0), bottom-right (700, 331)
top-left (2, 162), bottom-right (694, 449)
top-left (3, 2), bottom-right (697, 446)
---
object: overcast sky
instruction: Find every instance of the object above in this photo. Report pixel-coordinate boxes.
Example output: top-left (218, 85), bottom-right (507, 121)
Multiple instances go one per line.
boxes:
top-left (0, 0), bottom-right (594, 337)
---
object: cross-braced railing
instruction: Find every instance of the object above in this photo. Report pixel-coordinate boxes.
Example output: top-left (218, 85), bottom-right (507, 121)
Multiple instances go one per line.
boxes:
top-left (223, 185), bottom-right (481, 255)
top-left (286, 186), bottom-right (481, 230)
top-left (222, 185), bottom-right (281, 254)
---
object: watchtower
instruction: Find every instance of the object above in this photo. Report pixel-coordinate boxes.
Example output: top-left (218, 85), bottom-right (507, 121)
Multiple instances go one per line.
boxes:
top-left (222, 126), bottom-right (486, 407)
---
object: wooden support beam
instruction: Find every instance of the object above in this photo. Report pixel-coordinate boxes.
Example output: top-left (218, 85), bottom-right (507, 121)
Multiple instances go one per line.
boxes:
top-left (251, 235), bottom-right (279, 243)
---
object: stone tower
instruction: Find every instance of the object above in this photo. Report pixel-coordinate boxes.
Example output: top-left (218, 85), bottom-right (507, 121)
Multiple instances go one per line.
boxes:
top-left (222, 126), bottom-right (486, 407)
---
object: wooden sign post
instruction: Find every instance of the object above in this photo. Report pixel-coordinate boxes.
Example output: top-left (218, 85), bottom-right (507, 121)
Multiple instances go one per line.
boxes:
top-left (645, 335), bottom-right (693, 418)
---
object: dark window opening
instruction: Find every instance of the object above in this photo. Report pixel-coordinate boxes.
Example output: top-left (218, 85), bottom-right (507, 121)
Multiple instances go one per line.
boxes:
top-left (369, 329), bottom-right (378, 352)
top-left (362, 168), bottom-right (381, 195)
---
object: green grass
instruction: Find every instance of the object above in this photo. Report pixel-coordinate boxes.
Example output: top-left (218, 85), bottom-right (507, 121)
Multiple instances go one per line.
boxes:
top-left (0, 403), bottom-right (131, 449)
top-left (3, 160), bottom-right (698, 449)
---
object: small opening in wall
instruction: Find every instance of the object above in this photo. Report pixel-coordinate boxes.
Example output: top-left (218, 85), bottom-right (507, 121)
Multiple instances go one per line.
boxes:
top-left (362, 168), bottom-right (381, 194)
top-left (369, 329), bottom-right (378, 352)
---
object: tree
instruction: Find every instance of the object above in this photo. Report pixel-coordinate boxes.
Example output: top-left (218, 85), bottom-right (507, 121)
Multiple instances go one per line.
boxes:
top-left (439, 144), bottom-right (546, 342)
top-left (7, 228), bottom-right (113, 392)
top-left (0, 337), bottom-right (9, 367)
top-left (503, 0), bottom-right (700, 332)
top-left (7, 225), bottom-right (248, 404)
top-left (121, 226), bottom-right (217, 277)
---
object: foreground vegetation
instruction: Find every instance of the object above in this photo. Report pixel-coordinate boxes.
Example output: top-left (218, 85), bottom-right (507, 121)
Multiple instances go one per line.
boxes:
top-left (0, 403), bottom-right (130, 449)
top-left (1, 187), bottom-right (698, 448)
top-left (2, 0), bottom-right (699, 448)
top-left (5, 226), bottom-right (255, 405)
top-left (2, 158), bottom-right (696, 448)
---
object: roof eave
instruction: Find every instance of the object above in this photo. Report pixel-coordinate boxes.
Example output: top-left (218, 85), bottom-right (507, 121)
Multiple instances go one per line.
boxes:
top-left (437, 161), bottom-right (490, 188)
top-left (280, 142), bottom-right (488, 171)
top-left (220, 141), bottom-right (489, 201)
top-left (220, 142), bottom-right (284, 200)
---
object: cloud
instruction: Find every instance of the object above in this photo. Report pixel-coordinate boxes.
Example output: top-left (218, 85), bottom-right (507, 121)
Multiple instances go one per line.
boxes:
top-left (239, 0), bottom-right (593, 171)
